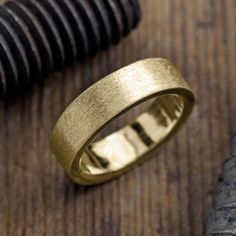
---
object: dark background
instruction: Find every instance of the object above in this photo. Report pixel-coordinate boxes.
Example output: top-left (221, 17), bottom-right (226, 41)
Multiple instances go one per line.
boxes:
top-left (0, 0), bottom-right (235, 235)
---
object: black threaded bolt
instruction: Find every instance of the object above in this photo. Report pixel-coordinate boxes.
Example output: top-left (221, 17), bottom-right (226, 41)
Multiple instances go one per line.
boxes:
top-left (0, 0), bottom-right (141, 98)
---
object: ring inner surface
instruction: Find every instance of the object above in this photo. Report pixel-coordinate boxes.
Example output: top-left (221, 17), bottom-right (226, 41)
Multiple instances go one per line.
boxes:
top-left (79, 94), bottom-right (185, 177)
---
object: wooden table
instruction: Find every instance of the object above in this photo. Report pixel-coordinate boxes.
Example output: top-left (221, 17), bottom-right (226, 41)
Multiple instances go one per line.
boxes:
top-left (0, 0), bottom-right (235, 235)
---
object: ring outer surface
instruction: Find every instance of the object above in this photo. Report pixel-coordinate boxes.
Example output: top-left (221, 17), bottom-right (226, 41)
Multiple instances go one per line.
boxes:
top-left (50, 58), bottom-right (195, 185)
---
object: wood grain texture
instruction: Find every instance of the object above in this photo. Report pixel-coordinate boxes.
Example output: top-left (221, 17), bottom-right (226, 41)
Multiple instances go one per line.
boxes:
top-left (0, 0), bottom-right (236, 235)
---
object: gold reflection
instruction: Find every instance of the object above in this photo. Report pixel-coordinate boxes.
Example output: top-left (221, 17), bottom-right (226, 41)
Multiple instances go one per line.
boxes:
top-left (80, 95), bottom-right (184, 176)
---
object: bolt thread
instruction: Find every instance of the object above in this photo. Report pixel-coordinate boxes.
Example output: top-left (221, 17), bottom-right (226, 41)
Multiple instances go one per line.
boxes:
top-left (0, 0), bottom-right (141, 98)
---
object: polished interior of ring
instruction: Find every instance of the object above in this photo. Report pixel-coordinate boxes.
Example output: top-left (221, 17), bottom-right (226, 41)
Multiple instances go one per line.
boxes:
top-left (79, 95), bottom-right (185, 176)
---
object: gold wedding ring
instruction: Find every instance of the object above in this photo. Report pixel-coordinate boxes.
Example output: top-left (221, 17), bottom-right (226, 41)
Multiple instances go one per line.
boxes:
top-left (50, 58), bottom-right (195, 185)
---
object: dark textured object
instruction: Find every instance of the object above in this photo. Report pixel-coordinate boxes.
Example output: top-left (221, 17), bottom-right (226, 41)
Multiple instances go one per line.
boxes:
top-left (0, 0), bottom-right (140, 98)
top-left (207, 136), bottom-right (236, 235)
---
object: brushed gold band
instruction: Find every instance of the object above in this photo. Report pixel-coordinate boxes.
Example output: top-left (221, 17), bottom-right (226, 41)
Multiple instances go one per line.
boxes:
top-left (50, 58), bottom-right (195, 185)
